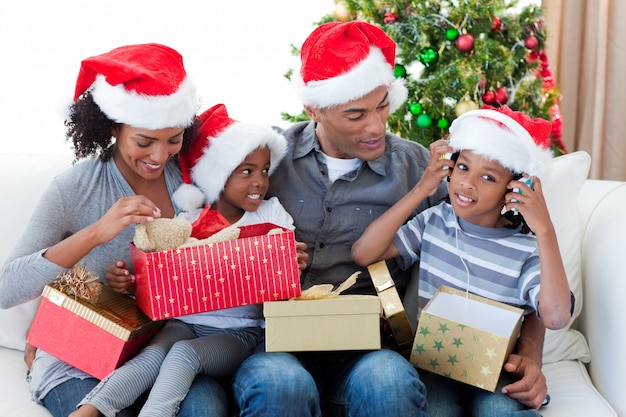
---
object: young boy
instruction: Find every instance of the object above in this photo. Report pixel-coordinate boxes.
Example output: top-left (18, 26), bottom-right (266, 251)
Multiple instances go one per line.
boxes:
top-left (71, 103), bottom-right (293, 417)
top-left (352, 105), bottom-right (573, 414)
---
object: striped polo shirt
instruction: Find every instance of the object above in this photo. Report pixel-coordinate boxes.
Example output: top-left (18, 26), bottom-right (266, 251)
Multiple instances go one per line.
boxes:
top-left (393, 202), bottom-right (541, 315)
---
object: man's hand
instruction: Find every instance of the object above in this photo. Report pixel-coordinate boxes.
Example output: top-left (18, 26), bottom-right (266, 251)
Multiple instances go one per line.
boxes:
top-left (501, 352), bottom-right (547, 409)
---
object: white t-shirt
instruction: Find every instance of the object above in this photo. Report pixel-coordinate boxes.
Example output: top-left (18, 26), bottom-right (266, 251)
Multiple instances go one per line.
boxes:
top-left (322, 153), bottom-right (362, 182)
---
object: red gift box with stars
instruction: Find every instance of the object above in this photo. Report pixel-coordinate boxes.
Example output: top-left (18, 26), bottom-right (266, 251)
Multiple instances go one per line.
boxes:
top-left (28, 285), bottom-right (163, 380)
top-left (130, 223), bottom-right (301, 321)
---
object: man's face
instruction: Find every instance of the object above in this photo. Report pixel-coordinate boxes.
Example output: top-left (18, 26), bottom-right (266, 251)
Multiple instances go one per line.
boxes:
top-left (306, 85), bottom-right (391, 161)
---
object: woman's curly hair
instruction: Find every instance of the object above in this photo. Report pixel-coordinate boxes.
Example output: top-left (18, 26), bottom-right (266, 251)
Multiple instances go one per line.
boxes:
top-left (65, 91), bottom-right (199, 163)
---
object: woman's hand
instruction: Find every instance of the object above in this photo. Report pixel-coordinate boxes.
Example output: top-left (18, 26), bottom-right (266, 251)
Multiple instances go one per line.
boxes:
top-left (93, 196), bottom-right (162, 245)
top-left (42, 196), bottom-right (162, 270)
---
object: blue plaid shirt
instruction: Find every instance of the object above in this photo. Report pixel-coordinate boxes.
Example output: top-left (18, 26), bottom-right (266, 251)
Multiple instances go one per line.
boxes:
top-left (268, 121), bottom-right (448, 296)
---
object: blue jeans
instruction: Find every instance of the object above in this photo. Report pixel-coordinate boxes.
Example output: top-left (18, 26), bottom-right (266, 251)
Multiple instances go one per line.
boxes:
top-left (43, 377), bottom-right (138, 417)
top-left (42, 374), bottom-right (230, 417)
top-left (232, 349), bottom-right (428, 417)
top-left (424, 371), bottom-right (543, 417)
top-left (177, 375), bottom-right (231, 417)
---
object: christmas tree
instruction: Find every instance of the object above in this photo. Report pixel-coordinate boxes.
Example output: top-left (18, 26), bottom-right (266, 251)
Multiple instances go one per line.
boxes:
top-left (283, 0), bottom-right (566, 154)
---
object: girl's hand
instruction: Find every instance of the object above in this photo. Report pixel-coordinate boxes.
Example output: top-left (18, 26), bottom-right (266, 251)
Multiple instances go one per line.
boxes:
top-left (106, 260), bottom-right (135, 293)
top-left (93, 196), bottom-right (161, 245)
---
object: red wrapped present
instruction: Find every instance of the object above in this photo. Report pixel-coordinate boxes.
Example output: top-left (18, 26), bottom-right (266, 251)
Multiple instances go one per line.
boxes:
top-left (28, 284), bottom-right (163, 380)
top-left (130, 223), bottom-right (301, 320)
top-left (190, 205), bottom-right (231, 239)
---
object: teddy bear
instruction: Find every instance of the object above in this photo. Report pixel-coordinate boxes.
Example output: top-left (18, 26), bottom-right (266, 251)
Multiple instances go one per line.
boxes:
top-left (133, 217), bottom-right (242, 252)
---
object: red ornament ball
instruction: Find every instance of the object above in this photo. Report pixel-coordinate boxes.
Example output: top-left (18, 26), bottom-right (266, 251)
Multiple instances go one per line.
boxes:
top-left (491, 16), bottom-right (502, 31)
top-left (384, 12), bottom-right (397, 24)
top-left (456, 34), bottom-right (475, 53)
top-left (524, 35), bottom-right (539, 50)
top-left (495, 86), bottom-right (508, 104)
top-left (482, 90), bottom-right (496, 105)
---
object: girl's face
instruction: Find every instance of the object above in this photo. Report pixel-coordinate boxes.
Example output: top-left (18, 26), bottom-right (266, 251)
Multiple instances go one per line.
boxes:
top-left (112, 124), bottom-right (184, 183)
top-left (448, 150), bottom-right (514, 228)
top-left (213, 146), bottom-right (271, 224)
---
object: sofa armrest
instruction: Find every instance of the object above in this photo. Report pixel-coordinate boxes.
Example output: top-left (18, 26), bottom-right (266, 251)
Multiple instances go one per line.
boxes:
top-left (577, 180), bottom-right (626, 417)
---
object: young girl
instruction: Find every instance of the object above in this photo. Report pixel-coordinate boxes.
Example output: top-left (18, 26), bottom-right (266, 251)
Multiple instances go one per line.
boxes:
top-left (72, 103), bottom-right (293, 417)
top-left (352, 105), bottom-right (573, 415)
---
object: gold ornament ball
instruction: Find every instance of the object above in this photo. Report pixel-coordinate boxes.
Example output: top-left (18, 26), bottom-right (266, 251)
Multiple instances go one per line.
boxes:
top-left (334, 1), bottom-right (352, 22)
top-left (373, 0), bottom-right (386, 9)
top-left (455, 99), bottom-right (478, 117)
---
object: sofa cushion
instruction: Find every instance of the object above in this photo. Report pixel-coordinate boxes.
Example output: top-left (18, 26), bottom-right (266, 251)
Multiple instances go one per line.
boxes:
top-left (541, 151), bottom-right (591, 364)
top-left (0, 153), bottom-right (73, 351)
top-left (541, 360), bottom-right (617, 417)
top-left (0, 348), bottom-right (52, 416)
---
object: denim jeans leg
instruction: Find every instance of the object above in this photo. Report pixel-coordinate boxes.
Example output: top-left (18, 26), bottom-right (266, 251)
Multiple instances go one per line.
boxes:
top-left (232, 352), bottom-right (320, 417)
top-left (177, 375), bottom-right (230, 417)
top-left (425, 371), bottom-right (543, 417)
top-left (325, 350), bottom-right (428, 417)
top-left (472, 372), bottom-right (543, 417)
top-left (43, 377), bottom-right (137, 417)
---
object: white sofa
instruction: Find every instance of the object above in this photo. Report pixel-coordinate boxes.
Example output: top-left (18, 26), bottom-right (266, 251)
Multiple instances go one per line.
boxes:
top-left (0, 151), bottom-right (623, 417)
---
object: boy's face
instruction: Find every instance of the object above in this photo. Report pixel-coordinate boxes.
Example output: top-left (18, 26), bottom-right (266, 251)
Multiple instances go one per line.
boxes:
top-left (304, 85), bottom-right (391, 161)
top-left (448, 150), bottom-right (514, 228)
top-left (213, 146), bottom-right (271, 224)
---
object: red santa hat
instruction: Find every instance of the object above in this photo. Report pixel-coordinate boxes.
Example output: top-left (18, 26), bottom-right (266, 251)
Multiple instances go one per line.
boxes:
top-left (73, 43), bottom-right (197, 129)
top-left (448, 105), bottom-right (553, 179)
top-left (293, 21), bottom-right (407, 112)
top-left (173, 104), bottom-right (287, 212)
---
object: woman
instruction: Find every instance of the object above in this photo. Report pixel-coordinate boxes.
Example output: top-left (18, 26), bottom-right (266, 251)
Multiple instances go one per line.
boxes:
top-left (0, 43), bottom-right (228, 417)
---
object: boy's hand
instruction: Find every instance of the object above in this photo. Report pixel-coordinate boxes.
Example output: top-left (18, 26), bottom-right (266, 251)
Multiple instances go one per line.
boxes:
top-left (501, 353), bottom-right (548, 409)
top-left (419, 139), bottom-right (454, 195)
top-left (505, 177), bottom-right (552, 235)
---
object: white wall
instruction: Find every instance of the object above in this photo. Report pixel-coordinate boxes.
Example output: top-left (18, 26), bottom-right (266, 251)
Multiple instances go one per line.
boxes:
top-left (0, 0), bottom-right (539, 157)
top-left (0, 0), bottom-right (335, 156)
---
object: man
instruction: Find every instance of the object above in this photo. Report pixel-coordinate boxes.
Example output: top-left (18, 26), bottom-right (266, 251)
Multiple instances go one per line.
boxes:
top-left (232, 21), bottom-right (547, 416)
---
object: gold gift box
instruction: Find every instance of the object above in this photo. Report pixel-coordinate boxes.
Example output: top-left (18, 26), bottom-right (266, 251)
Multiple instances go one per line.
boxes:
top-left (264, 295), bottom-right (382, 352)
top-left (368, 261), bottom-right (414, 357)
